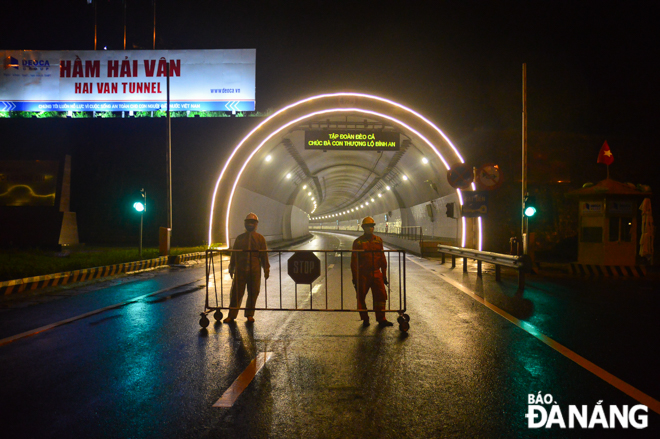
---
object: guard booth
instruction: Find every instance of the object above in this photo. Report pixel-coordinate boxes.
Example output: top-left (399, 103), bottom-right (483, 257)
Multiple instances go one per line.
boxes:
top-left (569, 179), bottom-right (651, 267)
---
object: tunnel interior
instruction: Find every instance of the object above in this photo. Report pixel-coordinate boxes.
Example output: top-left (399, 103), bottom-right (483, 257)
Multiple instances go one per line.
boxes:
top-left (210, 94), bottom-right (480, 250)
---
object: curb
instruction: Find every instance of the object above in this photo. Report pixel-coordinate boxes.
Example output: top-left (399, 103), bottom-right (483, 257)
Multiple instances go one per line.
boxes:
top-left (569, 263), bottom-right (647, 277)
top-left (532, 262), bottom-right (648, 277)
top-left (170, 251), bottom-right (207, 264)
top-left (0, 252), bottom-right (210, 296)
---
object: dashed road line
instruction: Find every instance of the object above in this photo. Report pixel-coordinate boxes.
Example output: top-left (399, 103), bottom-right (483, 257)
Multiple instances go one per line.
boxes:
top-left (213, 352), bottom-right (273, 408)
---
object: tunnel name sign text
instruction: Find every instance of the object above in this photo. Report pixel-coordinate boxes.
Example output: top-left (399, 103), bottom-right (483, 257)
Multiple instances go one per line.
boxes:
top-left (1, 49), bottom-right (255, 112)
top-left (305, 130), bottom-right (400, 151)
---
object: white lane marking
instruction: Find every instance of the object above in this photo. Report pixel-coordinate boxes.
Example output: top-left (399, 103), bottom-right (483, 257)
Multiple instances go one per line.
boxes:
top-left (406, 256), bottom-right (660, 415)
top-left (0, 279), bottom-right (205, 347)
top-left (213, 352), bottom-right (273, 408)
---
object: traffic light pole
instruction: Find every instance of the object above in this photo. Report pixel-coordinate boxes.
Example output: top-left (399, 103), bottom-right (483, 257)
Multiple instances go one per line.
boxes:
top-left (137, 189), bottom-right (146, 258)
top-left (139, 212), bottom-right (143, 258)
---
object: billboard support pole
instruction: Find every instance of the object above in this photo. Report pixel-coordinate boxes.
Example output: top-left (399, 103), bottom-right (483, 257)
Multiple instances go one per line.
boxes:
top-left (153, 1), bottom-right (156, 50)
top-left (159, 61), bottom-right (172, 256)
top-left (123, 0), bottom-right (127, 51)
top-left (167, 61), bottom-right (172, 233)
top-left (94, 1), bottom-right (98, 50)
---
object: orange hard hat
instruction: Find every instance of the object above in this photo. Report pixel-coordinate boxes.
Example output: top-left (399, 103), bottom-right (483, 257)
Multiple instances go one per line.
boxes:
top-left (245, 212), bottom-right (259, 222)
top-left (361, 216), bottom-right (376, 226)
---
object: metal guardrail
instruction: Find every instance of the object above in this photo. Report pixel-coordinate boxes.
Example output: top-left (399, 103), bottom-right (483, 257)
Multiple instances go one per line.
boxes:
top-left (436, 244), bottom-right (531, 291)
top-left (309, 225), bottom-right (424, 242)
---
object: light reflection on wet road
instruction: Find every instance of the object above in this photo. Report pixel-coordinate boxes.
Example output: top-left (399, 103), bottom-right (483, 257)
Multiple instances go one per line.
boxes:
top-left (0, 232), bottom-right (658, 438)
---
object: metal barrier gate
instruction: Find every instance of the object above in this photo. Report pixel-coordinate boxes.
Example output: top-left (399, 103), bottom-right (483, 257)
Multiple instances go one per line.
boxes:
top-left (201, 249), bottom-right (410, 332)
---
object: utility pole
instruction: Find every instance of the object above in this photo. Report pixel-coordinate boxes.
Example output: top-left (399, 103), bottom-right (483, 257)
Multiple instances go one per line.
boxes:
top-left (522, 63), bottom-right (528, 255)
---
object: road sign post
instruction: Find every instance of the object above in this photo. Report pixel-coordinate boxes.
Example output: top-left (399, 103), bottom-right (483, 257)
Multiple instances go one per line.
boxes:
top-left (287, 251), bottom-right (321, 284)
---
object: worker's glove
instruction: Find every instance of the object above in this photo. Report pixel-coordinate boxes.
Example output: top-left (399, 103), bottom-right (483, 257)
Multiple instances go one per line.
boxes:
top-left (352, 279), bottom-right (357, 289)
top-left (264, 270), bottom-right (270, 280)
top-left (383, 276), bottom-right (389, 286)
top-left (229, 269), bottom-right (234, 279)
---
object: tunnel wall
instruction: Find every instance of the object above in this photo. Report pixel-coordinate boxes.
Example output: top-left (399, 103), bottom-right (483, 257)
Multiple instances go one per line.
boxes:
top-left (408, 193), bottom-right (459, 241)
top-left (229, 187), bottom-right (309, 246)
top-left (282, 204), bottom-right (310, 240)
top-left (311, 194), bottom-right (459, 243)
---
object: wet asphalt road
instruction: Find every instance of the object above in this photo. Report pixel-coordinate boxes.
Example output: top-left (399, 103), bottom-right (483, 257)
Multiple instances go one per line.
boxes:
top-left (0, 232), bottom-right (659, 438)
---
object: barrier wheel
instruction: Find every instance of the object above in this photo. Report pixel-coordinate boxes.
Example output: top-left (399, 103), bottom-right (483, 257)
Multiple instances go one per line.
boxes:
top-left (403, 313), bottom-right (410, 322)
top-left (213, 310), bottom-right (223, 321)
top-left (199, 313), bottom-right (210, 328)
top-left (399, 321), bottom-right (410, 332)
top-left (397, 316), bottom-right (405, 324)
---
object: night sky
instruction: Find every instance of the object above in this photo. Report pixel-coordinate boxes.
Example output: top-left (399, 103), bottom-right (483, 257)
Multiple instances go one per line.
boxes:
top-left (2, 1), bottom-right (658, 246)
top-left (4, 0), bottom-right (658, 140)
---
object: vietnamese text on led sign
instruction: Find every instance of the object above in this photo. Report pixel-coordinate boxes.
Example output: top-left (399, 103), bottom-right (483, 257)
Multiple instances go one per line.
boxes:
top-left (304, 130), bottom-right (399, 151)
top-left (0, 49), bottom-right (255, 112)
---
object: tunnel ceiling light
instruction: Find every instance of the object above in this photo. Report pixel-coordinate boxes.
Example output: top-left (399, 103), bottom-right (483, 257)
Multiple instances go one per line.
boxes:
top-left (308, 192), bottom-right (312, 196)
top-left (365, 202), bottom-right (369, 205)
top-left (378, 193), bottom-right (382, 197)
top-left (422, 157), bottom-right (429, 164)
top-left (371, 198), bottom-right (375, 202)
top-left (265, 154), bottom-right (272, 162)
top-left (286, 173), bottom-right (292, 179)
top-left (303, 184), bottom-right (307, 189)
top-left (360, 204), bottom-right (364, 208)
top-left (386, 186), bottom-right (391, 190)
top-left (312, 197), bottom-right (315, 200)
top-left (402, 175), bottom-right (408, 181)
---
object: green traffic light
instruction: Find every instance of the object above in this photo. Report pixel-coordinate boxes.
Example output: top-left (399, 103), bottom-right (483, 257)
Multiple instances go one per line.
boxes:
top-left (524, 206), bottom-right (536, 217)
top-left (133, 202), bottom-right (145, 212)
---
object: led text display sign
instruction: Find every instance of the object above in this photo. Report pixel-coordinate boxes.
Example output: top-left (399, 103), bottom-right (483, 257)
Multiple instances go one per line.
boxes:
top-left (304, 130), bottom-right (400, 151)
top-left (1, 49), bottom-right (255, 112)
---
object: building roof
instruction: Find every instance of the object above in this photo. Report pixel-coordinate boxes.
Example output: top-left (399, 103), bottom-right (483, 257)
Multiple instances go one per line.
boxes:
top-left (568, 178), bottom-right (652, 197)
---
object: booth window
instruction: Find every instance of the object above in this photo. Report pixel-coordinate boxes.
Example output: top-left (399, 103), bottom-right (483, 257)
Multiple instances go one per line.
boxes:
top-left (610, 217), bottom-right (632, 242)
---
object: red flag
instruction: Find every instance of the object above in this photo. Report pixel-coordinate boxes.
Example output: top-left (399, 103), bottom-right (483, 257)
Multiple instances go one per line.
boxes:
top-left (597, 141), bottom-right (614, 165)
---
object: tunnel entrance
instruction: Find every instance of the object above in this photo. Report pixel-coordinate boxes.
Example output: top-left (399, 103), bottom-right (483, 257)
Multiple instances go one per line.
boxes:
top-left (209, 93), bottom-right (482, 250)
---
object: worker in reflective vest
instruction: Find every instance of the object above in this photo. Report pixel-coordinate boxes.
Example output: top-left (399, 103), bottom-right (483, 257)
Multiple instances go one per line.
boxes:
top-left (224, 212), bottom-right (270, 324)
top-left (351, 217), bottom-right (393, 327)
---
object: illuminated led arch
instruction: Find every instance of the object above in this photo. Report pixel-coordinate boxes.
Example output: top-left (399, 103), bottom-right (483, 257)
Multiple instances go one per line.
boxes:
top-left (208, 93), bottom-right (482, 249)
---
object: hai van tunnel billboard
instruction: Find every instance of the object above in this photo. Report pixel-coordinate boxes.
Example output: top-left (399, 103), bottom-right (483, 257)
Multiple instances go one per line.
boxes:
top-left (1, 49), bottom-right (255, 112)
